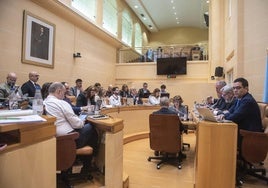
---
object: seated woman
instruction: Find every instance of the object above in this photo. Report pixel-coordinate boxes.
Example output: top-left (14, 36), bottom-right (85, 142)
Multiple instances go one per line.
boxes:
top-left (148, 88), bottom-right (160, 105)
top-left (169, 95), bottom-right (188, 120)
top-left (76, 86), bottom-right (100, 112)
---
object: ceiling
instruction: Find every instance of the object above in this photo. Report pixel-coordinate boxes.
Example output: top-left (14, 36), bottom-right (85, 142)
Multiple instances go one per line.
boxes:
top-left (125, 0), bottom-right (209, 32)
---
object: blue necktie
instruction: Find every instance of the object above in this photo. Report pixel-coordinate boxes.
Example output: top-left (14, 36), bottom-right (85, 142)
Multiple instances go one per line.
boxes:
top-left (235, 99), bottom-right (240, 110)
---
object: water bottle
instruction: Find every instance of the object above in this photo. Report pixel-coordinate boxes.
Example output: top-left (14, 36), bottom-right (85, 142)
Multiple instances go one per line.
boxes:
top-left (32, 88), bottom-right (43, 115)
top-left (9, 88), bottom-right (19, 110)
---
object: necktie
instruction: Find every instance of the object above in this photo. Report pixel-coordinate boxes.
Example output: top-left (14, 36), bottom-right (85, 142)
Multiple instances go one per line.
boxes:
top-left (235, 99), bottom-right (240, 110)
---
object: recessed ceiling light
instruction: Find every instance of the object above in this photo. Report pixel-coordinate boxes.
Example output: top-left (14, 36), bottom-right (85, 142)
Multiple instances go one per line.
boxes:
top-left (174, 12), bottom-right (177, 15)
top-left (172, 6), bottom-right (175, 9)
top-left (176, 17), bottom-right (178, 20)
top-left (134, 5), bottom-right (138, 9)
top-left (143, 17), bottom-right (147, 20)
top-left (206, 0), bottom-right (210, 3)
top-left (171, 0), bottom-right (174, 3)
top-left (177, 21), bottom-right (180, 24)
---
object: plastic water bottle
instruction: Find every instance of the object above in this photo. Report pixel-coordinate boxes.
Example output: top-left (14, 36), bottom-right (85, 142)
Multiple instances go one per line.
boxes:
top-left (32, 88), bottom-right (43, 115)
top-left (9, 88), bottom-right (19, 110)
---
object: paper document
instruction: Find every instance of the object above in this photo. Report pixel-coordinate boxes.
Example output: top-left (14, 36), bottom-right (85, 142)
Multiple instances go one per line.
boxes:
top-left (0, 109), bottom-right (34, 117)
top-left (0, 115), bottom-right (46, 124)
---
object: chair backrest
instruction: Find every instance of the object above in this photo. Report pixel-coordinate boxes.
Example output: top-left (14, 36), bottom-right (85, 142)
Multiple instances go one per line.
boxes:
top-left (257, 102), bottom-right (268, 133)
top-left (240, 129), bottom-right (268, 163)
top-left (149, 114), bottom-right (181, 153)
top-left (56, 132), bottom-right (79, 171)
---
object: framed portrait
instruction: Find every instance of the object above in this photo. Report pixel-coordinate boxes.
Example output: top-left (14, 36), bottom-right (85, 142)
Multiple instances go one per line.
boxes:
top-left (22, 10), bottom-right (55, 68)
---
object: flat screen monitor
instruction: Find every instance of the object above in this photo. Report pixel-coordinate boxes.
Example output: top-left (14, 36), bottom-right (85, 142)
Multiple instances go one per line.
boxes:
top-left (156, 57), bottom-right (187, 75)
top-left (160, 93), bottom-right (170, 98)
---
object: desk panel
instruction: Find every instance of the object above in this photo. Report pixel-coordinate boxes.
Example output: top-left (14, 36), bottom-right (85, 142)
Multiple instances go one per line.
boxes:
top-left (195, 121), bottom-right (237, 188)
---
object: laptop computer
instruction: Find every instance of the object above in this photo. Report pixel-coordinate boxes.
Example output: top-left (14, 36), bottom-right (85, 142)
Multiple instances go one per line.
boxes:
top-left (160, 93), bottom-right (170, 98)
top-left (196, 107), bottom-right (232, 123)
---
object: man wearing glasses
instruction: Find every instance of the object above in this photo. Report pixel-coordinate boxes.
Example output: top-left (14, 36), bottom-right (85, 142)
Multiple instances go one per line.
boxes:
top-left (223, 77), bottom-right (262, 132)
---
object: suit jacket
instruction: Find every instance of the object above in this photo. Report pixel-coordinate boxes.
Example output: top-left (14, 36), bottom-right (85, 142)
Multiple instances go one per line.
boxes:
top-left (153, 107), bottom-right (177, 115)
top-left (153, 107), bottom-right (184, 132)
top-left (21, 80), bottom-right (40, 97)
top-left (225, 93), bottom-right (263, 132)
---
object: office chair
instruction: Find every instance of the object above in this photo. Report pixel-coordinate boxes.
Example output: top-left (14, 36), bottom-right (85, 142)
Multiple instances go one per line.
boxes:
top-left (236, 129), bottom-right (268, 186)
top-left (56, 132), bottom-right (93, 188)
top-left (147, 114), bottom-right (182, 170)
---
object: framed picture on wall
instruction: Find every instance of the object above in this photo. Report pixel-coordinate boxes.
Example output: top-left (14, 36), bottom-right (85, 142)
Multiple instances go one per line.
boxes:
top-left (22, 10), bottom-right (55, 68)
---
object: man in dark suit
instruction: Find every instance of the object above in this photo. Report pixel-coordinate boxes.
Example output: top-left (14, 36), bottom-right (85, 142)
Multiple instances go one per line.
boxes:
top-left (21, 71), bottom-right (41, 97)
top-left (224, 77), bottom-right (262, 132)
top-left (152, 97), bottom-right (186, 158)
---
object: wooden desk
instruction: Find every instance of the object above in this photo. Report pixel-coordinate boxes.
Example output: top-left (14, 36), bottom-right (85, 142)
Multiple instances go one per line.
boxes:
top-left (87, 116), bottom-right (124, 188)
top-left (0, 116), bottom-right (56, 188)
top-left (195, 120), bottom-right (237, 188)
top-left (101, 105), bottom-right (160, 144)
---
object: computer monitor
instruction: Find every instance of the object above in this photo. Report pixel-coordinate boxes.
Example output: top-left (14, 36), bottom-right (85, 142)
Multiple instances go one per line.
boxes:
top-left (160, 93), bottom-right (170, 98)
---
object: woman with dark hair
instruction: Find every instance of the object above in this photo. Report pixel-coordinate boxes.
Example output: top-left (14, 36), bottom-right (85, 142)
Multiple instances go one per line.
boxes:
top-left (76, 86), bottom-right (100, 107)
top-left (41, 82), bottom-right (52, 100)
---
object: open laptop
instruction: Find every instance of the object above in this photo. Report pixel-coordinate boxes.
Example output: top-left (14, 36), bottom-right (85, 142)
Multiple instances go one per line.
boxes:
top-left (196, 107), bottom-right (232, 123)
top-left (160, 93), bottom-right (170, 98)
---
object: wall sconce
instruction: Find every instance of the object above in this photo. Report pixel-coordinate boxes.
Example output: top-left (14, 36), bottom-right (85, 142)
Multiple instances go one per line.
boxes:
top-left (73, 52), bottom-right (81, 58)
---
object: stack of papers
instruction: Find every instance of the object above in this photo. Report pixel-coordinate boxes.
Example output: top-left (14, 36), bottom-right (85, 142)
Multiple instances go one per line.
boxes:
top-left (0, 110), bottom-right (46, 124)
top-left (0, 115), bottom-right (46, 124)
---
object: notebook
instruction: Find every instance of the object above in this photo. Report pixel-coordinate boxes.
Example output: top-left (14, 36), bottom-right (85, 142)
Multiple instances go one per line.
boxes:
top-left (196, 107), bottom-right (232, 123)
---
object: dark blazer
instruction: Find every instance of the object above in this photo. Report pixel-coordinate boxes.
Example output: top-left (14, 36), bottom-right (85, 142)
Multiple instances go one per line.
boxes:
top-left (153, 107), bottom-right (184, 132)
top-left (153, 107), bottom-right (177, 115)
top-left (138, 88), bottom-right (151, 98)
top-left (21, 80), bottom-right (40, 97)
top-left (63, 97), bottom-right (81, 115)
top-left (224, 93), bottom-right (263, 132)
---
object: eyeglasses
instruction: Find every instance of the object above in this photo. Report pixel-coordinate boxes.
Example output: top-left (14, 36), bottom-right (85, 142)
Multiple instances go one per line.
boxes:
top-left (233, 86), bottom-right (242, 90)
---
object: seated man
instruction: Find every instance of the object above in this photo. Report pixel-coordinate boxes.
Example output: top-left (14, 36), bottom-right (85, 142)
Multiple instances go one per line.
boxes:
top-left (221, 78), bottom-right (263, 148)
top-left (153, 97), bottom-right (186, 158)
top-left (44, 82), bottom-right (98, 173)
top-left (0, 72), bottom-right (20, 102)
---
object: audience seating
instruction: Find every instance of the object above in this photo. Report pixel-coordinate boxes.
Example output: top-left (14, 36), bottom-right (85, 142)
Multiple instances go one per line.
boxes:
top-left (236, 129), bottom-right (268, 186)
top-left (147, 114), bottom-right (182, 170)
top-left (56, 132), bottom-right (93, 188)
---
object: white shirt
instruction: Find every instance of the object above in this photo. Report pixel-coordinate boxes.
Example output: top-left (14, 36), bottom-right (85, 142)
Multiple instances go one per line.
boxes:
top-left (44, 95), bottom-right (84, 136)
top-left (109, 94), bottom-right (121, 106)
top-left (149, 95), bottom-right (160, 105)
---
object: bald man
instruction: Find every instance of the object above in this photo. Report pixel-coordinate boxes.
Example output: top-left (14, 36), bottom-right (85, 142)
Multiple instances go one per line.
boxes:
top-left (21, 71), bottom-right (41, 97)
top-left (0, 72), bottom-right (19, 101)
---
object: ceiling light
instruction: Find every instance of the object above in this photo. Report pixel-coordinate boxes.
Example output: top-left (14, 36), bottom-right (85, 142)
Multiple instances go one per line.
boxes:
top-left (174, 12), bottom-right (177, 15)
top-left (177, 21), bottom-right (180, 24)
top-left (134, 5), bottom-right (138, 9)
top-left (206, 0), bottom-right (210, 3)
top-left (171, 0), bottom-right (174, 3)
top-left (176, 17), bottom-right (178, 20)
top-left (172, 6), bottom-right (175, 9)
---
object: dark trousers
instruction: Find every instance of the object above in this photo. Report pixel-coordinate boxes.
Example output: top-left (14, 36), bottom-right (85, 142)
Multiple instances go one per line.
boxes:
top-left (74, 123), bottom-right (99, 169)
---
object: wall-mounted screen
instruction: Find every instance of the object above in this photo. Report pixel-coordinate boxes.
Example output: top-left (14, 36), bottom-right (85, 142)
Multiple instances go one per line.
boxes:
top-left (156, 57), bottom-right (187, 75)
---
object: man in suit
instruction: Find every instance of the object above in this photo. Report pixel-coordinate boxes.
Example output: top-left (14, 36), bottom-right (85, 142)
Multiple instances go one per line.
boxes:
top-left (224, 78), bottom-right (262, 132)
top-left (21, 71), bottom-right (41, 97)
top-left (70, 78), bottom-right (83, 97)
top-left (153, 97), bottom-right (186, 158)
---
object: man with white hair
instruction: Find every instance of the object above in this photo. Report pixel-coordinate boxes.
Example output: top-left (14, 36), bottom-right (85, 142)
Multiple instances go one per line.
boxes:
top-left (44, 82), bottom-right (98, 173)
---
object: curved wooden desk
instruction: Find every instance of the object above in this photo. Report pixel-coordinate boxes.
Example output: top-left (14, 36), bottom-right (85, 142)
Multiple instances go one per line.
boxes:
top-left (101, 105), bottom-right (160, 144)
top-left (0, 116), bottom-right (56, 188)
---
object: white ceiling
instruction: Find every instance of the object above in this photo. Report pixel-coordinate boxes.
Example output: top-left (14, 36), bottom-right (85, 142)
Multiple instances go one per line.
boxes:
top-left (125, 0), bottom-right (209, 32)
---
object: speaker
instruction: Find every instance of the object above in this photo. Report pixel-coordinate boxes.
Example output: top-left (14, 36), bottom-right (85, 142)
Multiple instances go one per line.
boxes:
top-left (215, 67), bottom-right (223, 77)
